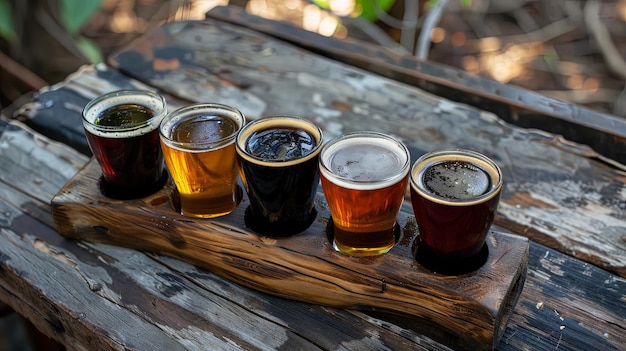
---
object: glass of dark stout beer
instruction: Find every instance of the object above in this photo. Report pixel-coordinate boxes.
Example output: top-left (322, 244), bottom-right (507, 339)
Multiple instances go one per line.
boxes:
top-left (236, 116), bottom-right (323, 236)
top-left (82, 90), bottom-right (168, 199)
top-left (319, 132), bottom-right (411, 256)
top-left (409, 149), bottom-right (503, 273)
top-left (159, 103), bottom-right (245, 218)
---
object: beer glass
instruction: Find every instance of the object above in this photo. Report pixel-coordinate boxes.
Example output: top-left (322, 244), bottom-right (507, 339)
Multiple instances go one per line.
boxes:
top-left (159, 103), bottom-right (245, 218)
top-left (319, 132), bottom-right (411, 256)
top-left (236, 116), bottom-right (323, 236)
top-left (82, 90), bottom-right (167, 199)
top-left (410, 149), bottom-right (503, 271)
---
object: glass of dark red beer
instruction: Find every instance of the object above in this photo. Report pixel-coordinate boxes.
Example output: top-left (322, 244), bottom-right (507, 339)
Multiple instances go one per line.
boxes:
top-left (82, 90), bottom-right (167, 199)
top-left (409, 149), bottom-right (503, 274)
top-left (236, 116), bottom-right (323, 236)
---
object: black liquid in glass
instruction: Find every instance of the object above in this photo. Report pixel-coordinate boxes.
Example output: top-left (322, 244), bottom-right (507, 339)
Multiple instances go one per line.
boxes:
top-left (241, 127), bottom-right (319, 236)
top-left (246, 128), bottom-right (315, 161)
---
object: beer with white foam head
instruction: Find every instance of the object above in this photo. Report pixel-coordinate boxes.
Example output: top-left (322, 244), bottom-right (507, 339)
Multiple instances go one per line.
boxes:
top-left (82, 90), bottom-right (167, 199)
top-left (320, 132), bottom-right (410, 256)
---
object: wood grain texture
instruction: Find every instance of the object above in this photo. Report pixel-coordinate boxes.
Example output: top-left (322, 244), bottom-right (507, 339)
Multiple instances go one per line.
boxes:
top-left (51, 159), bottom-right (528, 350)
top-left (0, 112), bottom-right (624, 351)
top-left (103, 19), bottom-right (626, 277)
top-left (1, 121), bottom-right (453, 351)
top-left (1, 15), bottom-right (624, 351)
top-left (205, 5), bottom-right (626, 168)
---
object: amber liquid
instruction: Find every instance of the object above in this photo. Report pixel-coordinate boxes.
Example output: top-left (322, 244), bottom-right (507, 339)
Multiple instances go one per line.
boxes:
top-left (321, 174), bottom-right (407, 256)
top-left (332, 227), bottom-right (396, 256)
top-left (161, 114), bottom-right (239, 218)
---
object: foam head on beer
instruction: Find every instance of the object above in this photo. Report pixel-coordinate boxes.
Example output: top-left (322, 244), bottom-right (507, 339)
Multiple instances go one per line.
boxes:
top-left (411, 151), bottom-right (501, 205)
top-left (324, 140), bottom-right (406, 184)
top-left (319, 132), bottom-right (410, 256)
top-left (82, 90), bottom-right (167, 199)
top-left (236, 116), bottom-right (323, 236)
top-left (83, 91), bottom-right (166, 135)
top-left (409, 149), bottom-right (503, 267)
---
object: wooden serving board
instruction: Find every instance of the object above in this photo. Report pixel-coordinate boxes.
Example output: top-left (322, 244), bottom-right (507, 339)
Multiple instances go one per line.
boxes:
top-left (51, 158), bottom-right (529, 351)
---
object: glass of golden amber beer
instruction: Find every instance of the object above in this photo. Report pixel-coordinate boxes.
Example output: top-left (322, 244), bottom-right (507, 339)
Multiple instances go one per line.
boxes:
top-left (159, 103), bottom-right (245, 218)
top-left (409, 149), bottom-right (502, 272)
top-left (236, 116), bottom-right (323, 236)
top-left (82, 90), bottom-right (167, 199)
top-left (320, 132), bottom-right (411, 256)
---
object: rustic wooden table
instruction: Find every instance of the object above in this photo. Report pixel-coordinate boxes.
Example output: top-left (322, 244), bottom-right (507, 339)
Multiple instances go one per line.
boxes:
top-left (1, 6), bottom-right (624, 351)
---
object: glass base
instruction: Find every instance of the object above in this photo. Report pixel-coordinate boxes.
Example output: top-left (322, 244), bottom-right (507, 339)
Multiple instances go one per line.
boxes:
top-left (326, 219), bottom-right (400, 257)
top-left (332, 240), bottom-right (394, 257)
top-left (169, 184), bottom-right (242, 219)
top-left (244, 206), bottom-right (317, 237)
top-left (412, 237), bottom-right (489, 275)
top-left (99, 170), bottom-right (168, 200)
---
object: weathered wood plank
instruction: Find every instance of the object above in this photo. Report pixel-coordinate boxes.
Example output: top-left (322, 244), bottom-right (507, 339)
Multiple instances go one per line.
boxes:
top-left (0, 113), bottom-right (624, 351)
top-left (0, 120), bottom-right (87, 203)
top-left (0, 123), bottom-right (187, 350)
top-left (51, 158), bottom-right (529, 350)
top-left (7, 64), bottom-right (187, 156)
top-left (1, 199), bottom-right (448, 350)
top-left (205, 5), bottom-right (626, 168)
top-left (2, 17), bottom-right (625, 351)
top-left (502, 245), bottom-right (626, 351)
top-left (379, 240), bottom-right (626, 351)
top-left (10, 16), bottom-right (626, 278)
top-left (0, 118), bottom-right (451, 351)
top-left (99, 19), bottom-right (625, 276)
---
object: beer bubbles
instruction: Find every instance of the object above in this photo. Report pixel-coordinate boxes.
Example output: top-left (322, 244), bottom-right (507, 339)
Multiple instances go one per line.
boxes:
top-left (246, 128), bottom-right (316, 161)
top-left (421, 160), bottom-right (492, 201)
top-left (328, 142), bottom-right (403, 182)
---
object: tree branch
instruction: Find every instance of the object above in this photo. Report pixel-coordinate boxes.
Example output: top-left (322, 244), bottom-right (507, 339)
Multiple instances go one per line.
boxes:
top-left (584, 0), bottom-right (626, 80)
top-left (415, 0), bottom-right (449, 59)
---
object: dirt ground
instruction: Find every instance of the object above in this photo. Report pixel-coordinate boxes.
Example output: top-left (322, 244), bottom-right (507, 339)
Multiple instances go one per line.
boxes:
top-left (1, 0), bottom-right (625, 119)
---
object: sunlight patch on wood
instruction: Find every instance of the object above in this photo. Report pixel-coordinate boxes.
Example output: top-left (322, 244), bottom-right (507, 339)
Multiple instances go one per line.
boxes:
top-left (33, 238), bottom-right (77, 269)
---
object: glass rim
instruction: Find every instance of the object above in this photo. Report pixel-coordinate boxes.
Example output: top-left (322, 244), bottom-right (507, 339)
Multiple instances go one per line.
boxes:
top-left (82, 90), bottom-right (167, 132)
top-left (409, 149), bottom-right (503, 205)
top-left (319, 131), bottom-right (411, 188)
top-left (236, 115), bottom-right (324, 167)
top-left (159, 103), bottom-right (245, 151)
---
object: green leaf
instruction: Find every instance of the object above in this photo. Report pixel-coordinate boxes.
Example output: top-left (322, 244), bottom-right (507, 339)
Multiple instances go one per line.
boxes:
top-left (60, 0), bottom-right (102, 34)
top-left (358, 0), bottom-right (397, 21)
top-left (544, 45), bottom-right (559, 65)
top-left (425, 0), bottom-right (437, 10)
top-left (75, 36), bottom-right (103, 63)
top-left (0, 0), bottom-right (16, 42)
top-left (312, 0), bottom-right (331, 9)
top-left (427, 0), bottom-right (471, 10)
